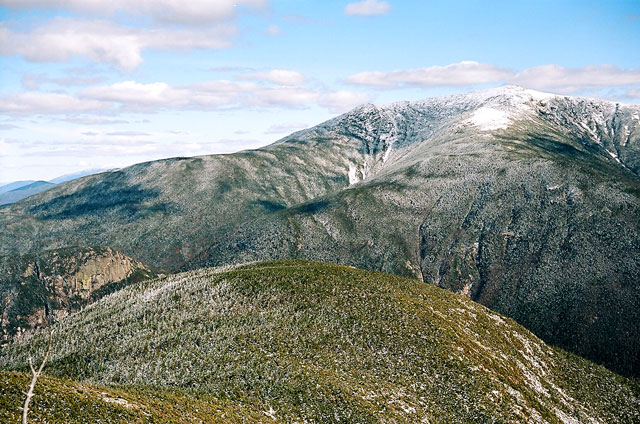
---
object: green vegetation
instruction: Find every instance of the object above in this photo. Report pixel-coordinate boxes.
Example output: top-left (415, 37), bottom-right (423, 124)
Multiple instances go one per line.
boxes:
top-left (0, 371), bottom-right (272, 423)
top-left (0, 88), bottom-right (639, 379)
top-left (2, 261), bottom-right (639, 422)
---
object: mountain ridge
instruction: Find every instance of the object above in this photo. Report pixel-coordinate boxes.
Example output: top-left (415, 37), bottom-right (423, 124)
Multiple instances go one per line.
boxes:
top-left (0, 169), bottom-right (111, 206)
top-left (1, 86), bottom-right (639, 377)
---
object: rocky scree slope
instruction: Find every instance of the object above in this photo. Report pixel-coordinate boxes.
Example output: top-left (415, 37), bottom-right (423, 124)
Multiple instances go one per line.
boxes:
top-left (0, 86), bottom-right (639, 378)
top-left (1, 261), bottom-right (639, 423)
top-left (0, 246), bottom-right (155, 345)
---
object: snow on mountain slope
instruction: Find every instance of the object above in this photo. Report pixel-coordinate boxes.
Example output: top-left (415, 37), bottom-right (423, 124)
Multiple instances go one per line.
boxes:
top-left (2, 86), bottom-right (640, 379)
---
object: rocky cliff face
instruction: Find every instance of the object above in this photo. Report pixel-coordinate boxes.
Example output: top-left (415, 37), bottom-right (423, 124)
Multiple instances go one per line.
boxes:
top-left (0, 246), bottom-right (155, 344)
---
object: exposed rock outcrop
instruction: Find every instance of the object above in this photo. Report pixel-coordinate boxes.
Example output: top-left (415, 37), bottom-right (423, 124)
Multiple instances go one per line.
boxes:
top-left (0, 246), bottom-right (155, 344)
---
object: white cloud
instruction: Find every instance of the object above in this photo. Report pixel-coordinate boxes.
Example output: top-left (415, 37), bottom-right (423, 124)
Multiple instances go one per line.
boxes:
top-left (248, 87), bottom-right (369, 112)
top-left (626, 87), bottom-right (640, 99)
top-left (106, 131), bottom-right (150, 137)
top-left (317, 91), bottom-right (370, 112)
top-left (65, 117), bottom-right (129, 125)
top-left (0, 74), bottom-right (370, 116)
top-left (0, 0), bottom-right (268, 25)
top-left (346, 61), bottom-right (512, 88)
top-left (0, 92), bottom-right (105, 115)
top-left (508, 64), bottom-right (640, 94)
top-left (0, 18), bottom-right (236, 69)
top-left (82, 80), bottom-right (190, 108)
top-left (266, 24), bottom-right (282, 35)
top-left (239, 69), bottom-right (307, 86)
top-left (189, 80), bottom-right (261, 107)
top-left (346, 62), bottom-right (640, 95)
top-left (22, 72), bottom-right (106, 89)
top-left (345, 0), bottom-right (391, 16)
top-left (264, 122), bottom-right (309, 134)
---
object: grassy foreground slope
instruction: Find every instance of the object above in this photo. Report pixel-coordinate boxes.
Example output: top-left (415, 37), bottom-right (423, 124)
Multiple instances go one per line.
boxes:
top-left (1, 261), bottom-right (638, 423)
top-left (0, 371), bottom-right (273, 423)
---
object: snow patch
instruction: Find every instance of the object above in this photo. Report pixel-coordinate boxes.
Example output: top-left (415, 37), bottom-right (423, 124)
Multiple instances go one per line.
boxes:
top-left (470, 107), bottom-right (511, 131)
top-left (102, 395), bottom-right (136, 409)
top-left (264, 405), bottom-right (277, 419)
top-left (623, 125), bottom-right (631, 147)
top-left (554, 408), bottom-right (583, 424)
top-left (382, 142), bottom-right (393, 163)
top-left (516, 359), bottom-right (549, 397)
top-left (487, 313), bottom-right (505, 325)
top-left (605, 149), bottom-right (622, 164)
top-left (141, 279), bottom-right (180, 302)
top-left (460, 282), bottom-right (473, 298)
top-left (522, 88), bottom-right (555, 101)
top-left (348, 163), bottom-right (359, 185)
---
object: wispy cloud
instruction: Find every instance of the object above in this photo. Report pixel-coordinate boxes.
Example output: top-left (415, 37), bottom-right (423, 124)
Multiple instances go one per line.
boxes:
top-left (22, 72), bottom-right (106, 90)
top-left (626, 87), bottom-right (640, 99)
top-left (509, 65), bottom-right (640, 94)
top-left (347, 61), bottom-right (511, 88)
top-left (65, 117), bottom-right (129, 125)
top-left (266, 24), bottom-right (282, 35)
top-left (239, 69), bottom-right (307, 86)
top-left (82, 81), bottom-right (191, 109)
top-left (106, 131), bottom-right (150, 137)
top-left (264, 122), bottom-right (309, 134)
top-left (0, 92), bottom-right (105, 115)
top-left (346, 61), bottom-right (640, 95)
top-left (0, 71), bottom-right (370, 116)
top-left (0, 0), bottom-right (268, 25)
top-left (0, 18), bottom-right (236, 69)
top-left (345, 0), bottom-right (391, 16)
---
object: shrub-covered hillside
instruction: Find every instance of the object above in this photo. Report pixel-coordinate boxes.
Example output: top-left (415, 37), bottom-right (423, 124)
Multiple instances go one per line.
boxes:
top-left (1, 261), bottom-right (638, 423)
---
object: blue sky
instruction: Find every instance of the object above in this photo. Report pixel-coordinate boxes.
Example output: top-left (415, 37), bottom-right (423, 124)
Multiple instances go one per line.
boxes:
top-left (1, 0), bottom-right (639, 182)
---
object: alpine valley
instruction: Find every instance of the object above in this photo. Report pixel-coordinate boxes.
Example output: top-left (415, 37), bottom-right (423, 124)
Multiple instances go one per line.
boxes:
top-left (1, 86), bottom-right (640, 423)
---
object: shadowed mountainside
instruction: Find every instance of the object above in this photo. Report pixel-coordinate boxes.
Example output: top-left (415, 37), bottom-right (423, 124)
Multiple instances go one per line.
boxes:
top-left (0, 181), bottom-right (56, 206)
top-left (1, 86), bottom-right (639, 377)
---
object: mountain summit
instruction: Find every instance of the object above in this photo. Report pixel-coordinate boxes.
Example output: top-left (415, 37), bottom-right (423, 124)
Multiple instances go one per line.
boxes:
top-left (1, 86), bottom-right (639, 377)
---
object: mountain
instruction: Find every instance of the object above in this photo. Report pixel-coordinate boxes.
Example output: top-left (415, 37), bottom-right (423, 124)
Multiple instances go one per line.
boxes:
top-left (0, 181), bottom-right (55, 205)
top-left (48, 168), bottom-right (111, 184)
top-left (0, 169), bottom-right (109, 206)
top-left (1, 261), bottom-right (639, 423)
top-left (0, 86), bottom-right (639, 378)
top-left (0, 246), bottom-right (155, 345)
top-left (0, 181), bottom-right (36, 194)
